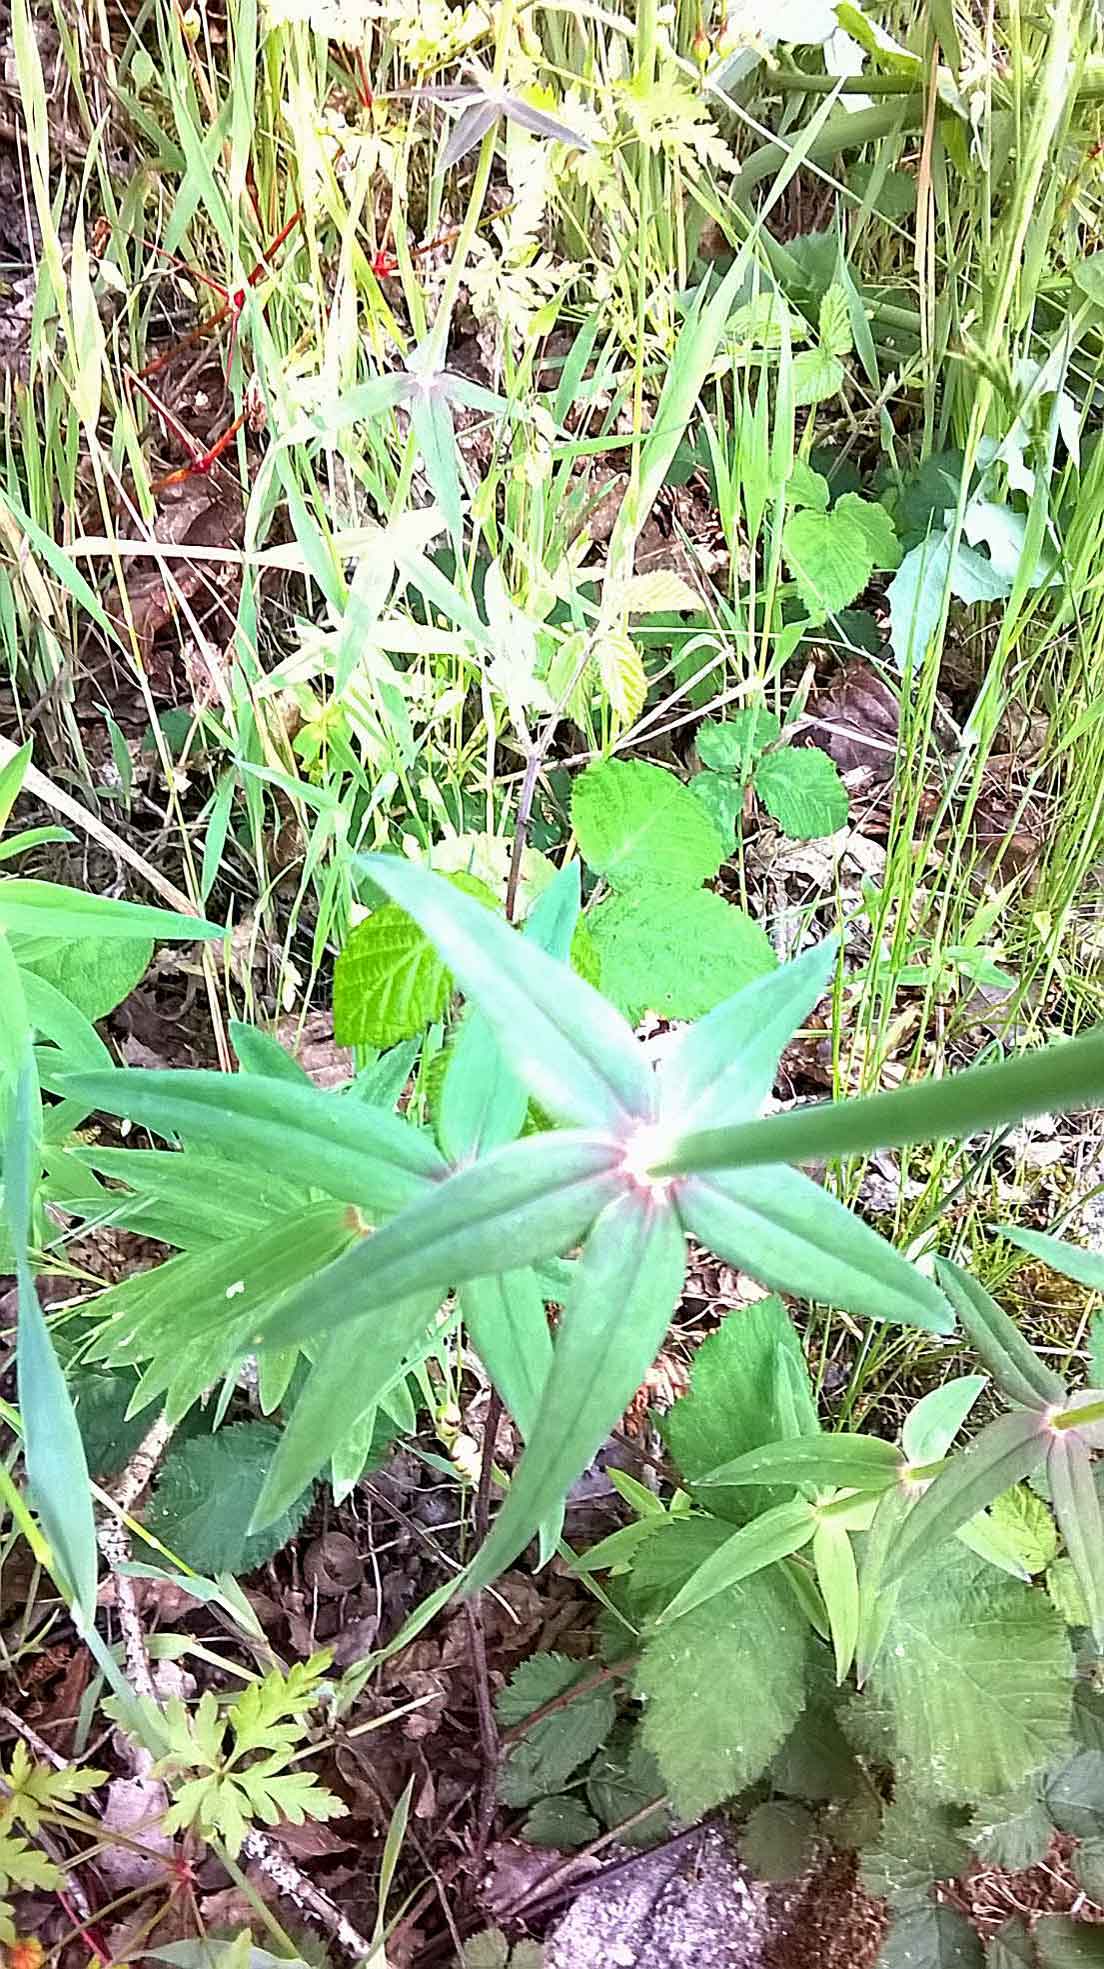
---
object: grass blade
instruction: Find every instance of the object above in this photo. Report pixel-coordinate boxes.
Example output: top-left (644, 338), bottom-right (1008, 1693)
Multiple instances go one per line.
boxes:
top-left (0, 881), bottom-right (222, 940)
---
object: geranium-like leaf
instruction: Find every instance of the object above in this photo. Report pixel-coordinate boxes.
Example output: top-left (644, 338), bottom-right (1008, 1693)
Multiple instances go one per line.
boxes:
top-left (358, 855), bottom-right (652, 1128)
top-left (696, 1434), bottom-right (903, 1493)
top-left (655, 1498), bottom-right (816, 1625)
top-left (658, 1027), bottom-right (1104, 1177)
top-left (934, 1259), bottom-right (1063, 1407)
top-left (677, 1165), bottom-right (951, 1331)
top-left (255, 1132), bottom-right (623, 1352)
top-left (465, 1189), bottom-right (685, 1592)
top-left (883, 1411), bottom-right (1049, 1584)
top-left (59, 1069), bottom-right (446, 1220)
top-left (659, 937), bottom-right (837, 1134)
top-left (1047, 1433), bottom-right (1104, 1648)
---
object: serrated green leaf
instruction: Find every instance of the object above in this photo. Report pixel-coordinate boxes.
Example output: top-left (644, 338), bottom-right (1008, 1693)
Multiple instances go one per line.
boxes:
top-left (60, 1069), bottom-right (446, 1221)
top-left (1046, 1752), bottom-right (1104, 1838)
top-left (72, 1367), bottom-right (157, 1477)
top-left (637, 1566), bottom-right (807, 1816)
top-left (884, 1412), bottom-right (1049, 1584)
top-left (870, 1546), bottom-right (1073, 1800)
top-left (587, 882), bottom-right (776, 1024)
top-left (935, 1260), bottom-right (1063, 1406)
top-left (596, 628), bottom-right (647, 726)
top-left (988, 1483), bottom-right (1059, 1576)
top-left (497, 1653), bottom-right (616, 1808)
top-left (834, 493), bottom-right (902, 571)
top-left (688, 770), bottom-right (743, 847)
top-left (968, 1784), bottom-right (1053, 1869)
top-left (1073, 1837), bottom-right (1104, 1901)
top-left (678, 1165), bottom-right (951, 1330)
top-left (697, 708), bottom-right (782, 773)
top-left (782, 506), bottom-right (875, 619)
top-left (659, 936), bottom-right (837, 1136)
top-left (876, 1904), bottom-right (983, 1969)
top-left (145, 1423), bottom-right (314, 1573)
top-left (664, 1297), bottom-right (816, 1518)
top-left (818, 284), bottom-right (853, 360)
top-left (861, 1803), bottom-right (964, 1905)
top-left (658, 1028), bottom-right (1104, 1183)
top-left (572, 757), bottom-right (725, 891)
top-left (586, 1731), bottom-right (668, 1844)
top-left (466, 1190), bottom-right (685, 1592)
top-left (792, 347), bottom-right (845, 407)
top-left (255, 1132), bottom-right (621, 1354)
top-left (333, 904), bottom-right (453, 1047)
top-left (785, 460), bottom-right (830, 511)
top-left (18, 934), bottom-right (153, 1022)
top-left (754, 747), bottom-right (849, 840)
top-left (990, 1918), bottom-right (1037, 1969)
top-left (359, 853), bottom-right (652, 1129)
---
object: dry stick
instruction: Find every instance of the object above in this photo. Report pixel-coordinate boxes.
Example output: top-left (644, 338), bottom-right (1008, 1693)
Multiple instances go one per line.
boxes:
top-left (97, 1420), bottom-right (374, 1958)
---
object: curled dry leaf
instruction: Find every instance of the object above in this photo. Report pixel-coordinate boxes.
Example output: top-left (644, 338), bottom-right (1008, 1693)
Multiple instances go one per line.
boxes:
top-left (303, 1532), bottom-right (364, 1596)
top-left (811, 661), bottom-right (900, 781)
top-left (96, 1774), bottom-right (175, 1891)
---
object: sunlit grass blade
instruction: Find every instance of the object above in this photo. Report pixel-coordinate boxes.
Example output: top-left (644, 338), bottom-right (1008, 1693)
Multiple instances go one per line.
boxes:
top-left (658, 1029), bottom-right (1104, 1177)
top-left (464, 1190), bottom-right (686, 1592)
top-left (255, 1133), bottom-right (623, 1352)
top-left (882, 1411), bottom-right (1049, 1585)
top-left (60, 1070), bottom-right (446, 1219)
top-left (678, 1166), bottom-right (951, 1330)
top-left (934, 1259), bottom-right (1063, 1407)
top-left (656, 1499), bottom-right (817, 1626)
top-left (659, 938), bottom-right (838, 1131)
top-left (357, 855), bottom-right (652, 1131)
top-left (0, 881), bottom-right (223, 940)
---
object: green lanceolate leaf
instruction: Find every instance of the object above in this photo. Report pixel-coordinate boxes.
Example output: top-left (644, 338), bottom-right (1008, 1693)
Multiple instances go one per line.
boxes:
top-left (902, 1376), bottom-right (988, 1464)
top-left (439, 862), bottom-right (581, 1161)
top-left (4, 1037), bottom-right (97, 1620)
top-left (60, 1069), bottom-right (446, 1220)
top-left (659, 937), bottom-right (837, 1133)
top-left (883, 1410), bottom-right (1050, 1584)
top-left (934, 1259), bottom-right (1063, 1408)
top-left (461, 1270), bottom-right (552, 1439)
top-left (1047, 1433), bottom-right (1104, 1649)
top-left (677, 1165), bottom-right (951, 1331)
top-left (0, 881), bottom-right (223, 942)
top-left (229, 1021), bottom-right (313, 1086)
top-left (0, 740), bottom-right (32, 828)
top-left (813, 1516), bottom-right (860, 1683)
top-left (655, 1497), bottom-right (817, 1624)
top-left (22, 971), bottom-right (113, 1070)
top-left (465, 1188), bottom-right (686, 1592)
top-left (251, 1293), bottom-right (442, 1529)
top-left (696, 1434), bottom-right (904, 1494)
top-left (256, 1133), bottom-right (623, 1353)
top-left (358, 854), bottom-right (652, 1129)
top-left (657, 1028), bottom-right (1104, 1177)
top-left (999, 1224), bottom-right (1104, 1295)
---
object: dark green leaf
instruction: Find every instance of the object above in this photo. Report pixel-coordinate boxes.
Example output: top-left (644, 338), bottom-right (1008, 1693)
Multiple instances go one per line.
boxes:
top-left (696, 1435), bottom-right (903, 1494)
top-left (256, 1133), bottom-right (622, 1353)
top-left (465, 1189), bottom-right (686, 1591)
top-left (934, 1260), bottom-right (1062, 1407)
top-left (358, 853), bottom-right (651, 1128)
top-left (697, 708), bottom-right (782, 772)
top-left (659, 1029), bottom-right (1104, 1179)
top-left (1073, 1837), bottom-right (1104, 1902)
top-left (18, 935), bottom-right (153, 1022)
top-left (664, 1297), bottom-right (817, 1520)
top-left (586, 1731), bottom-right (668, 1844)
top-left (678, 1165), bottom-right (951, 1331)
top-left (497, 1654), bottom-right (617, 1808)
top-left (521, 1796), bottom-right (599, 1848)
top-left (1046, 1751), bottom-right (1104, 1839)
top-left (1034, 1915), bottom-right (1104, 1966)
top-left (658, 938), bottom-right (837, 1135)
top-left (739, 1801), bottom-right (815, 1881)
top-left (967, 1784), bottom-right (1053, 1869)
top-left (876, 1904), bottom-right (983, 1969)
top-left (60, 1068), bottom-right (446, 1219)
top-left (883, 1412), bottom-right (1049, 1584)
top-left (861, 1794), bottom-right (972, 1908)
top-left (143, 1422), bottom-right (313, 1573)
top-left (989, 1918), bottom-right (1037, 1969)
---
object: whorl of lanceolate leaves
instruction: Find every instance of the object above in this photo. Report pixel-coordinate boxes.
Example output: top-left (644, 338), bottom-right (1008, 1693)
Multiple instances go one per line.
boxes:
top-left (60, 856), bottom-right (1104, 1599)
